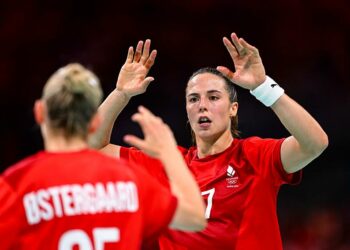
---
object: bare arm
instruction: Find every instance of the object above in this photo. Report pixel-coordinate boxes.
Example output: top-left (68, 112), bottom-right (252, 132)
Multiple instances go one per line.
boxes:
top-left (271, 95), bottom-right (328, 173)
top-left (217, 32), bottom-right (328, 174)
top-left (89, 39), bottom-right (157, 157)
top-left (124, 106), bottom-right (207, 231)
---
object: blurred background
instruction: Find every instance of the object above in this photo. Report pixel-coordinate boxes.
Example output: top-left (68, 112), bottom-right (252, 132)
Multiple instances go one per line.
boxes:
top-left (0, 0), bottom-right (349, 249)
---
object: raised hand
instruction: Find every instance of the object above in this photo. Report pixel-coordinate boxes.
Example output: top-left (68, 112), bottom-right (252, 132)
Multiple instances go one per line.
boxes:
top-left (116, 39), bottom-right (157, 98)
top-left (123, 106), bottom-right (177, 159)
top-left (217, 33), bottom-right (266, 90)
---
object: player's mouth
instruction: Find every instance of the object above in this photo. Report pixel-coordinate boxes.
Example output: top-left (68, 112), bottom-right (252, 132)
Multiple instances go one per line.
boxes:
top-left (198, 116), bottom-right (212, 128)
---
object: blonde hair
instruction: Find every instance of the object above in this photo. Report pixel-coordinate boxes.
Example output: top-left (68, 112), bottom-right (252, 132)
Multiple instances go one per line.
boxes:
top-left (42, 63), bottom-right (103, 139)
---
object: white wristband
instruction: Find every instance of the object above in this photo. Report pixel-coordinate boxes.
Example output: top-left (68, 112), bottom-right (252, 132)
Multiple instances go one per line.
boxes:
top-left (250, 76), bottom-right (284, 107)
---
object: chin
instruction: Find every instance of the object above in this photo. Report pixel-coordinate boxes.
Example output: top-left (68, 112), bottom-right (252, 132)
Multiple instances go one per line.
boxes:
top-left (195, 128), bottom-right (227, 141)
top-left (195, 130), bottom-right (216, 140)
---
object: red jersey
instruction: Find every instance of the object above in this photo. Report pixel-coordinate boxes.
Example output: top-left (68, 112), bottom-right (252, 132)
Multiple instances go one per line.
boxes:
top-left (0, 149), bottom-right (177, 250)
top-left (120, 137), bottom-right (301, 250)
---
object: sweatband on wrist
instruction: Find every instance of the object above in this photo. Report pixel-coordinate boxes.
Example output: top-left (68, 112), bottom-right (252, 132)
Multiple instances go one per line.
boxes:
top-left (250, 76), bottom-right (284, 107)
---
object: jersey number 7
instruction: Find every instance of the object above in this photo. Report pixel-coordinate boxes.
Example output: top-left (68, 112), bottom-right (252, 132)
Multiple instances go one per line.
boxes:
top-left (201, 188), bottom-right (215, 219)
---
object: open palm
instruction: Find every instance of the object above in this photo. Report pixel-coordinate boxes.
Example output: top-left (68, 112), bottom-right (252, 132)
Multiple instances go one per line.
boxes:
top-left (116, 39), bottom-right (157, 97)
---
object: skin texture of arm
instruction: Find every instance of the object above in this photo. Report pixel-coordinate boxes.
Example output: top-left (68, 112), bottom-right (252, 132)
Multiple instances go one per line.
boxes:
top-left (217, 32), bottom-right (328, 173)
top-left (271, 95), bottom-right (328, 173)
top-left (124, 106), bottom-right (207, 231)
top-left (89, 39), bottom-right (157, 154)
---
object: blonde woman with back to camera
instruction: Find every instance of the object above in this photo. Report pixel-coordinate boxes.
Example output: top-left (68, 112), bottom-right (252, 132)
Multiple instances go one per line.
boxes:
top-left (0, 63), bottom-right (206, 250)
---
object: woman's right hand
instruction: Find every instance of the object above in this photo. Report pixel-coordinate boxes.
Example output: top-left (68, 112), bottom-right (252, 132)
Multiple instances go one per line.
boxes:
top-left (116, 40), bottom-right (157, 98)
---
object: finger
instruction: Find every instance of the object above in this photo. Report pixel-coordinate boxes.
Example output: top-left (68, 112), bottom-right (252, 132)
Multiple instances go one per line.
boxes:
top-left (131, 106), bottom-right (164, 144)
top-left (145, 50), bottom-right (157, 70)
top-left (140, 39), bottom-right (151, 64)
top-left (217, 66), bottom-right (243, 86)
top-left (230, 33), bottom-right (243, 51)
top-left (223, 37), bottom-right (239, 59)
top-left (240, 38), bottom-right (259, 55)
top-left (125, 46), bottom-right (134, 63)
top-left (239, 37), bottom-right (253, 49)
top-left (137, 106), bottom-right (163, 134)
top-left (133, 106), bottom-right (158, 129)
top-left (230, 33), bottom-right (247, 57)
top-left (142, 76), bottom-right (155, 89)
top-left (216, 66), bottom-right (235, 81)
top-left (138, 105), bottom-right (155, 118)
top-left (123, 134), bottom-right (147, 149)
top-left (131, 112), bottom-right (145, 124)
top-left (133, 40), bottom-right (143, 62)
top-left (136, 77), bottom-right (154, 95)
top-left (131, 112), bottom-right (151, 136)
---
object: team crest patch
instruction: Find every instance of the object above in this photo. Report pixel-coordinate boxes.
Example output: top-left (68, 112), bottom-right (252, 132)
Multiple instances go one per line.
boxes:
top-left (227, 165), bottom-right (235, 177)
top-left (226, 165), bottom-right (239, 188)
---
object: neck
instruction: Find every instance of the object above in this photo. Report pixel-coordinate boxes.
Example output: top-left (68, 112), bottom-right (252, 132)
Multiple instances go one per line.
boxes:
top-left (196, 130), bottom-right (233, 159)
top-left (44, 133), bottom-right (89, 152)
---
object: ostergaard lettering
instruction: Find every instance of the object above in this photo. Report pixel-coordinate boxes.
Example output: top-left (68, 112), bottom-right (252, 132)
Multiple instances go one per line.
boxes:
top-left (23, 181), bottom-right (139, 225)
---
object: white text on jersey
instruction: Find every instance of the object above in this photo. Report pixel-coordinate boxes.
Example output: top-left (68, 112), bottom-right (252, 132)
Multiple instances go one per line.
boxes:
top-left (23, 181), bottom-right (139, 225)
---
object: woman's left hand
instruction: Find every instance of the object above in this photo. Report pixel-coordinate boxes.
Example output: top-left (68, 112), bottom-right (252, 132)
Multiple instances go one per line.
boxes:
top-left (217, 33), bottom-right (266, 90)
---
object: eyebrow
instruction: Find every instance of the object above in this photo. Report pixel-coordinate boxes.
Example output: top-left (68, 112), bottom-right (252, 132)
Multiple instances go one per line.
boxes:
top-left (186, 90), bottom-right (222, 97)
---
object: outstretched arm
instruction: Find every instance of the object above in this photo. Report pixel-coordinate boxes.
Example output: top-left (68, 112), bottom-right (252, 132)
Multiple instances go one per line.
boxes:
top-left (124, 106), bottom-right (206, 231)
top-left (217, 33), bottom-right (328, 173)
top-left (89, 40), bottom-right (157, 157)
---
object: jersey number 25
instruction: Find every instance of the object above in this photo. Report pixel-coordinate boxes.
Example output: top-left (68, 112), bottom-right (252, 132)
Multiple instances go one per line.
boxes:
top-left (59, 227), bottom-right (119, 250)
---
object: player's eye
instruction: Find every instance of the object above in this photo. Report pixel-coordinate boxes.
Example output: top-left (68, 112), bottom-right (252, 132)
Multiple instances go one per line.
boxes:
top-left (209, 95), bottom-right (219, 101)
top-left (188, 96), bottom-right (199, 103)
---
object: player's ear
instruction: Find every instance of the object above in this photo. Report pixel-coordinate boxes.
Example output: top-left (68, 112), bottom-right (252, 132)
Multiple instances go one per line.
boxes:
top-left (88, 112), bottom-right (101, 134)
top-left (34, 100), bottom-right (45, 125)
top-left (229, 102), bottom-right (238, 117)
